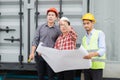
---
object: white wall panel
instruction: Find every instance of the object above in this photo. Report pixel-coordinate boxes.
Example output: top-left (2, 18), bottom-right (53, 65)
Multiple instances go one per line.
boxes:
top-left (0, 0), bottom-right (87, 66)
top-left (90, 0), bottom-right (120, 78)
top-left (0, 0), bottom-right (24, 62)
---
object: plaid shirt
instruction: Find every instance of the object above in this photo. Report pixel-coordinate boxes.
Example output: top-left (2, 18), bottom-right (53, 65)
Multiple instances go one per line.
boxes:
top-left (54, 28), bottom-right (77, 50)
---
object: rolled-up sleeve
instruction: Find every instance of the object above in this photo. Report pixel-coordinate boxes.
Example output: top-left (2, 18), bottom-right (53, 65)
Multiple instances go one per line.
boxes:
top-left (32, 26), bottom-right (40, 47)
top-left (69, 28), bottom-right (77, 41)
top-left (97, 31), bottom-right (106, 57)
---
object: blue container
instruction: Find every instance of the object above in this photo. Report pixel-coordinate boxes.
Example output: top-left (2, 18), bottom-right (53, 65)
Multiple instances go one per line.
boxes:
top-left (0, 75), bottom-right (3, 80)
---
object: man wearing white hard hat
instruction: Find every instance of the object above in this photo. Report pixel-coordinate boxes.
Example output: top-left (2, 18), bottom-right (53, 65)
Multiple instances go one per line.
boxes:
top-left (54, 17), bottom-right (78, 80)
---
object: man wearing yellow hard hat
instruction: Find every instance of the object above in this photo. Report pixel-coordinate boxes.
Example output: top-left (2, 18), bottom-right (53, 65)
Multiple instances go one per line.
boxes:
top-left (81, 13), bottom-right (106, 80)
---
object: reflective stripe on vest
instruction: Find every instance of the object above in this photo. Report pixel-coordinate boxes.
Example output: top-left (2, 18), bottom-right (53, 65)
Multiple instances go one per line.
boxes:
top-left (82, 30), bottom-right (106, 69)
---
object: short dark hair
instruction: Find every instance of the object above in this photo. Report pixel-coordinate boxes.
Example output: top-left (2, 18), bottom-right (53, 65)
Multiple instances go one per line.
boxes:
top-left (67, 21), bottom-right (70, 25)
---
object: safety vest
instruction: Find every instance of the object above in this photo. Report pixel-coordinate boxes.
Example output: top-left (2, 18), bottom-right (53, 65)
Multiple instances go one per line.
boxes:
top-left (82, 30), bottom-right (106, 69)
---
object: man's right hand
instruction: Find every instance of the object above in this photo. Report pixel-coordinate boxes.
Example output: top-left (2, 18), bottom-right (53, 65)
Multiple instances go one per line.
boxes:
top-left (28, 53), bottom-right (35, 62)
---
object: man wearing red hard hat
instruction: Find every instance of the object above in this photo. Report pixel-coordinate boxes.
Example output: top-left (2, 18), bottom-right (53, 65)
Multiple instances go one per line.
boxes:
top-left (47, 7), bottom-right (58, 17)
top-left (29, 7), bottom-right (61, 80)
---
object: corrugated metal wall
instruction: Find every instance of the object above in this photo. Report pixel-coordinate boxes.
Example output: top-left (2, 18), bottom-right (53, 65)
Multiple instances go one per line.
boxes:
top-left (0, 0), bottom-right (23, 62)
top-left (90, 0), bottom-right (120, 78)
top-left (0, 0), bottom-right (87, 63)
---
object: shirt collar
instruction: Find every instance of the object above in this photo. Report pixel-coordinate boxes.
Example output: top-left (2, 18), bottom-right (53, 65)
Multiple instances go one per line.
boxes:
top-left (85, 28), bottom-right (95, 36)
top-left (45, 22), bottom-right (55, 28)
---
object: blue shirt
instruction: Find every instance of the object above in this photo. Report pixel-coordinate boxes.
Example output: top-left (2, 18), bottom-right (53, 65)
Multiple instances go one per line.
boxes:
top-left (85, 29), bottom-right (106, 56)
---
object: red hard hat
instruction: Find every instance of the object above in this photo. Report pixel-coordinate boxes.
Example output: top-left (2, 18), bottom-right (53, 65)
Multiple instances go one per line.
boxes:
top-left (47, 7), bottom-right (58, 17)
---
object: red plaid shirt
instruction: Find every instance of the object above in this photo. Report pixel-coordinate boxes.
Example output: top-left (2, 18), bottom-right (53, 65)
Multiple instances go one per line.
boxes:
top-left (54, 28), bottom-right (77, 50)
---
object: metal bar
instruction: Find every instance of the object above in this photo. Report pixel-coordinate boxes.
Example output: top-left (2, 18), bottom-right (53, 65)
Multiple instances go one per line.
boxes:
top-left (19, 0), bottom-right (23, 67)
top-left (0, 26), bottom-right (16, 33)
top-left (28, 0), bottom-right (31, 59)
top-left (87, 0), bottom-right (90, 12)
top-left (4, 36), bottom-right (20, 43)
top-left (59, 0), bottom-right (63, 18)
top-left (35, 0), bottom-right (39, 29)
top-left (0, 55), bottom-right (1, 67)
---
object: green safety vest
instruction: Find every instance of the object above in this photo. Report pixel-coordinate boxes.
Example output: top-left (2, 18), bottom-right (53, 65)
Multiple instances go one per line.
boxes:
top-left (82, 30), bottom-right (106, 69)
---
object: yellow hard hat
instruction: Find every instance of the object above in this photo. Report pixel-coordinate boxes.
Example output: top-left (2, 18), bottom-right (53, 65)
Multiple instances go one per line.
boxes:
top-left (82, 13), bottom-right (96, 23)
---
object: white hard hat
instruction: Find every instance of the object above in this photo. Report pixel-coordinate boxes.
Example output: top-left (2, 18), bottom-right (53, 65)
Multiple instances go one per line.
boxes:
top-left (60, 17), bottom-right (70, 22)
